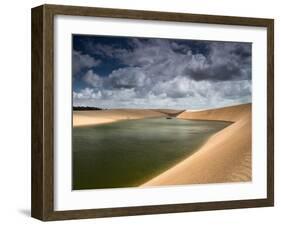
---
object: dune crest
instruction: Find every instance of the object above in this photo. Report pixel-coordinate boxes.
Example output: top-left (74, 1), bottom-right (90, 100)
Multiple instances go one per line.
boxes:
top-left (142, 103), bottom-right (252, 186)
top-left (178, 103), bottom-right (251, 122)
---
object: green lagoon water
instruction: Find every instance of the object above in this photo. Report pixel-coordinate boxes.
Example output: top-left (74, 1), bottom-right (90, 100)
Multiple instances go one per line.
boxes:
top-left (73, 118), bottom-right (230, 190)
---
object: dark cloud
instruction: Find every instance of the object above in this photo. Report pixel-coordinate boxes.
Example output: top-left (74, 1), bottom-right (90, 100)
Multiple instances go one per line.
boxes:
top-left (185, 42), bottom-right (252, 81)
top-left (73, 35), bottom-right (252, 109)
top-left (108, 67), bottom-right (147, 89)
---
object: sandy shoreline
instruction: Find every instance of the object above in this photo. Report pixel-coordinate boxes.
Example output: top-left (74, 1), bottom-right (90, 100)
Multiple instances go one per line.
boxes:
top-left (142, 103), bottom-right (252, 186)
top-left (73, 109), bottom-right (168, 127)
top-left (73, 104), bottom-right (252, 186)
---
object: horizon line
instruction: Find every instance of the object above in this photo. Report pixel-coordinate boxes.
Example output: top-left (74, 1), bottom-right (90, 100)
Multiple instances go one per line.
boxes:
top-left (73, 102), bottom-right (252, 111)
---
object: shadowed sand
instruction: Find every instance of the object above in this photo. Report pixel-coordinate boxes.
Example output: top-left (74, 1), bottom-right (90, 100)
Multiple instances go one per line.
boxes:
top-left (73, 109), bottom-right (168, 127)
top-left (142, 103), bottom-right (252, 186)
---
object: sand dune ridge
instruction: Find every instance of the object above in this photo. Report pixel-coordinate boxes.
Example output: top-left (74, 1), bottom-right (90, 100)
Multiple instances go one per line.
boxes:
top-left (142, 103), bottom-right (252, 186)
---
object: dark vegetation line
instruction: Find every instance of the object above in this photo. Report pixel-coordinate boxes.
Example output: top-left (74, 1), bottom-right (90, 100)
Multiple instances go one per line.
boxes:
top-left (73, 107), bottom-right (185, 117)
top-left (73, 106), bottom-right (103, 111)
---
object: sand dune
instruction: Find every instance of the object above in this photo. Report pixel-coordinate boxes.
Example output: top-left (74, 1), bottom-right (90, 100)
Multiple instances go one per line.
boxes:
top-left (177, 103), bottom-right (251, 122)
top-left (153, 109), bottom-right (185, 116)
top-left (73, 109), bottom-right (167, 127)
top-left (142, 103), bottom-right (252, 186)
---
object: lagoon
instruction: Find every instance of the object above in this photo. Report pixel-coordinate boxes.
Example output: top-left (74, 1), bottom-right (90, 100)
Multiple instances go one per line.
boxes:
top-left (73, 118), bottom-right (231, 190)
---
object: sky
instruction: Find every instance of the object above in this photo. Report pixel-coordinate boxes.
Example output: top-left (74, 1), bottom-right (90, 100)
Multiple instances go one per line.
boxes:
top-left (72, 35), bottom-right (252, 110)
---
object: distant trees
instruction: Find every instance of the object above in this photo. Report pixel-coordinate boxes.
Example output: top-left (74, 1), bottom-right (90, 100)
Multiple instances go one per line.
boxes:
top-left (73, 106), bottom-right (103, 111)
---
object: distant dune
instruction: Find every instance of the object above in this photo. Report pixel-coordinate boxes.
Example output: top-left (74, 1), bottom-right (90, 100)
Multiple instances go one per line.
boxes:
top-left (153, 109), bottom-right (185, 116)
top-left (73, 109), bottom-right (167, 127)
top-left (142, 103), bottom-right (252, 186)
top-left (178, 103), bottom-right (251, 122)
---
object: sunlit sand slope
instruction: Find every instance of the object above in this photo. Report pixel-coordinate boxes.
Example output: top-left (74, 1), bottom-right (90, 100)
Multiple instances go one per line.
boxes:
top-left (142, 103), bottom-right (252, 186)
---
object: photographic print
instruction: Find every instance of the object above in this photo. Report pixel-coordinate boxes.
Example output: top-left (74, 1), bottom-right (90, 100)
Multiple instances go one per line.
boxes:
top-left (31, 4), bottom-right (274, 220)
top-left (72, 35), bottom-right (252, 190)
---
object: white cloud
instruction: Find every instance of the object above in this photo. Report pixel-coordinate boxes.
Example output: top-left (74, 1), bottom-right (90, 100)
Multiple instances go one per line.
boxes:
top-left (74, 77), bottom-right (251, 109)
top-left (72, 50), bottom-right (101, 75)
top-left (83, 70), bottom-right (103, 88)
top-left (74, 38), bottom-right (251, 109)
top-left (73, 88), bottom-right (102, 100)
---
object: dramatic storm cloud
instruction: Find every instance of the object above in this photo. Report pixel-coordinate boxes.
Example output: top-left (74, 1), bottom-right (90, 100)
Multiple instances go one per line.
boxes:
top-left (72, 35), bottom-right (251, 109)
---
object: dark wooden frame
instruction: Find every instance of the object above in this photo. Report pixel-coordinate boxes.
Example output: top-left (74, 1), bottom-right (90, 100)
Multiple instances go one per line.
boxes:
top-left (31, 4), bottom-right (274, 221)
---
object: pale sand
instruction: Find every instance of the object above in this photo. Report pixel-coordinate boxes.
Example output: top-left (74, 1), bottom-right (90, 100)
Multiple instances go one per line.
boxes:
top-left (142, 103), bottom-right (252, 186)
top-left (178, 103), bottom-right (251, 122)
top-left (73, 109), bottom-right (167, 127)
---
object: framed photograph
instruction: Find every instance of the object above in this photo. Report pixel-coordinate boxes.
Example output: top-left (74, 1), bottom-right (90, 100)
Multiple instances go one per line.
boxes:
top-left (31, 4), bottom-right (274, 221)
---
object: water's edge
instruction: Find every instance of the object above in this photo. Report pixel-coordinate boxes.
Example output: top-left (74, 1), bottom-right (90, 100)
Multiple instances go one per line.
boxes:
top-left (72, 117), bottom-right (231, 190)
